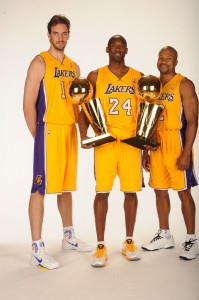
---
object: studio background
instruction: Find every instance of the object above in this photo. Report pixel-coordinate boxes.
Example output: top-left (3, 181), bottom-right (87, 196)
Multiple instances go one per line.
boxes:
top-left (0, 0), bottom-right (198, 257)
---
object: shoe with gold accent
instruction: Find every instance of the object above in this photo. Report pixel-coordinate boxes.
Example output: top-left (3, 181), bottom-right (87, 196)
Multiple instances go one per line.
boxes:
top-left (121, 239), bottom-right (140, 261)
top-left (91, 244), bottom-right (108, 267)
top-left (31, 241), bottom-right (60, 270)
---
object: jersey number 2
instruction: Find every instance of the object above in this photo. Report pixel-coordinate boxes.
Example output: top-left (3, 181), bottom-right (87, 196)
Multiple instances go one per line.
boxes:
top-left (109, 98), bottom-right (132, 116)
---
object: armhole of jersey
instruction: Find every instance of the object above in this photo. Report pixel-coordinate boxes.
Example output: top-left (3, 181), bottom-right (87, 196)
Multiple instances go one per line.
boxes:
top-left (37, 54), bottom-right (46, 79)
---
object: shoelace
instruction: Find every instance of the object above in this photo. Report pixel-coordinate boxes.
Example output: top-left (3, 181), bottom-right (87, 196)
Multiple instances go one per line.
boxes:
top-left (182, 238), bottom-right (197, 252)
top-left (39, 247), bottom-right (55, 262)
top-left (151, 230), bottom-right (164, 243)
top-left (125, 241), bottom-right (138, 252)
top-left (94, 246), bottom-right (107, 258)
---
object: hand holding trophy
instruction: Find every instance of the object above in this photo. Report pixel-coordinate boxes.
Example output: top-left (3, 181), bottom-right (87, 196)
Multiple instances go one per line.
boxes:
top-left (122, 75), bottom-right (164, 150)
top-left (66, 77), bottom-right (115, 146)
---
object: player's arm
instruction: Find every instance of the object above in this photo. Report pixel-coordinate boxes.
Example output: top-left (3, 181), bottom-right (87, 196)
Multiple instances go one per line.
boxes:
top-left (142, 150), bottom-right (150, 172)
top-left (78, 70), bottom-right (98, 148)
top-left (23, 56), bottom-right (45, 138)
top-left (176, 78), bottom-right (198, 170)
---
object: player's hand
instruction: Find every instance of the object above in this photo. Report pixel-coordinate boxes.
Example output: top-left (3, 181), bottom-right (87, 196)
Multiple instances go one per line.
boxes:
top-left (176, 153), bottom-right (190, 170)
top-left (144, 145), bottom-right (158, 151)
top-left (142, 151), bottom-right (150, 172)
top-left (81, 136), bottom-right (95, 149)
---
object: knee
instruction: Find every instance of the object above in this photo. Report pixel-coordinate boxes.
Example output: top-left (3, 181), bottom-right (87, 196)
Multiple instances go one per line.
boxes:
top-left (95, 193), bottom-right (109, 202)
top-left (154, 189), bottom-right (168, 200)
top-left (178, 189), bottom-right (193, 202)
top-left (124, 193), bottom-right (137, 201)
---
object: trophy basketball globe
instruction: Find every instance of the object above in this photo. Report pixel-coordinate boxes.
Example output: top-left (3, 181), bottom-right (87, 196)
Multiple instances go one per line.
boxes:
top-left (66, 77), bottom-right (115, 146)
top-left (122, 75), bottom-right (164, 150)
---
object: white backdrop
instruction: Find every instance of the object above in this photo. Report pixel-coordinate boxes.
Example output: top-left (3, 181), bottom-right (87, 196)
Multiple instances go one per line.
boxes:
top-left (0, 0), bottom-right (198, 246)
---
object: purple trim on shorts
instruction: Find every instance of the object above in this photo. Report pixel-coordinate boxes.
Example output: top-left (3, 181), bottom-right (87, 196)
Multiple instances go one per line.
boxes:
top-left (36, 80), bottom-right (46, 122)
top-left (179, 126), bottom-right (198, 189)
top-left (31, 122), bottom-right (46, 194)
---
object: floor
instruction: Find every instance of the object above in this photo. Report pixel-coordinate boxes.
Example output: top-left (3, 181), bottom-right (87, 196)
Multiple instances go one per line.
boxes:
top-left (1, 239), bottom-right (199, 300)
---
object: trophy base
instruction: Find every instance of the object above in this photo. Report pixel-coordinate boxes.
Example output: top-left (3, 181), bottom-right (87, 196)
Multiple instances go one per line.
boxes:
top-left (82, 133), bottom-right (116, 147)
top-left (122, 136), bottom-right (160, 150)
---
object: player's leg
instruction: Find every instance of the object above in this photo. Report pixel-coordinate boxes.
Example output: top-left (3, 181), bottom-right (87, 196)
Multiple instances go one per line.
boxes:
top-left (155, 189), bottom-right (170, 230)
top-left (29, 191), bottom-right (44, 241)
top-left (121, 192), bottom-right (140, 260)
top-left (91, 142), bottom-right (116, 267)
top-left (119, 143), bottom-right (141, 261)
top-left (178, 189), bottom-right (199, 260)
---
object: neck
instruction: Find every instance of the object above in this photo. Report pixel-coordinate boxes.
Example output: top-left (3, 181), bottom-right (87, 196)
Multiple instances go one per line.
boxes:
top-left (48, 48), bottom-right (65, 63)
top-left (108, 61), bottom-right (128, 78)
top-left (160, 72), bottom-right (176, 85)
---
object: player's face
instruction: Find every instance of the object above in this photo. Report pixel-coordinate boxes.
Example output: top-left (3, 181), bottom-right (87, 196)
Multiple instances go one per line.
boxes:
top-left (157, 48), bottom-right (178, 75)
top-left (48, 24), bottom-right (69, 51)
top-left (106, 38), bottom-right (128, 62)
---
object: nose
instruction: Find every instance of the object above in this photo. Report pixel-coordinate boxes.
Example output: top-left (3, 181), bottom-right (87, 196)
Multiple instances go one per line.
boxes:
top-left (161, 57), bottom-right (167, 64)
top-left (115, 45), bottom-right (122, 51)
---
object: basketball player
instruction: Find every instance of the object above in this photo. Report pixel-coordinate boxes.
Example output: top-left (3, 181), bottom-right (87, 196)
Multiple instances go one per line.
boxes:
top-left (23, 15), bottom-right (92, 270)
top-left (78, 35), bottom-right (143, 267)
top-left (142, 46), bottom-right (199, 260)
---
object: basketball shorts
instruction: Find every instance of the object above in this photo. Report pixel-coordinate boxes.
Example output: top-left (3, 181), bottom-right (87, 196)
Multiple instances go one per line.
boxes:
top-left (149, 130), bottom-right (198, 191)
top-left (31, 122), bottom-right (78, 194)
top-left (94, 128), bottom-right (143, 192)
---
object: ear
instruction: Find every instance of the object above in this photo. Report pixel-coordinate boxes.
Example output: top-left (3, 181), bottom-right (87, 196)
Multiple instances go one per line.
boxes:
top-left (125, 47), bottom-right (128, 54)
top-left (47, 32), bottom-right (51, 42)
top-left (175, 59), bottom-right (178, 66)
top-left (106, 47), bottom-right (109, 53)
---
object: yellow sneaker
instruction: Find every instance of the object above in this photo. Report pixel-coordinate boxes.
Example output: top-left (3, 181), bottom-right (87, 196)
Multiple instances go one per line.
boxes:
top-left (121, 239), bottom-right (140, 261)
top-left (91, 244), bottom-right (108, 267)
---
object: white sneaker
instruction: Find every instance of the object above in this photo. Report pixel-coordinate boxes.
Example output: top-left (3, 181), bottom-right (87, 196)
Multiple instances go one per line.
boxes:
top-left (142, 230), bottom-right (175, 251)
top-left (121, 239), bottom-right (140, 261)
top-left (62, 236), bottom-right (93, 252)
top-left (179, 238), bottom-right (199, 260)
top-left (31, 242), bottom-right (60, 270)
top-left (91, 244), bottom-right (108, 267)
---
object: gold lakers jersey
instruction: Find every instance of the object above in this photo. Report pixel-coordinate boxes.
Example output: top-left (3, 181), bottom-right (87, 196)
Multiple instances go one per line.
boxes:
top-left (156, 73), bottom-right (185, 131)
top-left (95, 66), bottom-right (141, 132)
top-left (37, 51), bottom-right (79, 125)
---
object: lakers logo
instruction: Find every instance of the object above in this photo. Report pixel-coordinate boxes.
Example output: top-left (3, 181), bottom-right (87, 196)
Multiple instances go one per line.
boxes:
top-left (34, 175), bottom-right (42, 185)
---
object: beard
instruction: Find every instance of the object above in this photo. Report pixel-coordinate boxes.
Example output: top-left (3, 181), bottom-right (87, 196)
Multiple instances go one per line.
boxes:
top-left (157, 64), bottom-right (169, 74)
top-left (50, 39), bottom-right (66, 51)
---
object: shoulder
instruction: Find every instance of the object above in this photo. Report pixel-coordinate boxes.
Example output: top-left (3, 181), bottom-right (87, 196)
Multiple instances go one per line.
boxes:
top-left (87, 69), bottom-right (99, 86)
top-left (180, 76), bottom-right (196, 92)
top-left (30, 54), bottom-right (45, 69)
top-left (26, 55), bottom-right (45, 81)
top-left (129, 66), bottom-right (143, 77)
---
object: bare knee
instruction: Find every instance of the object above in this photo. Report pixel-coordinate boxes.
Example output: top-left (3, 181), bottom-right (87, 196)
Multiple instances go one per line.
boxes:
top-left (178, 189), bottom-right (194, 203)
top-left (154, 189), bottom-right (169, 200)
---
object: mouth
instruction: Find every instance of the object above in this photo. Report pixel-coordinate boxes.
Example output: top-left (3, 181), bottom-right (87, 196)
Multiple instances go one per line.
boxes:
top-left (57, 42), bottom-right (64, 46)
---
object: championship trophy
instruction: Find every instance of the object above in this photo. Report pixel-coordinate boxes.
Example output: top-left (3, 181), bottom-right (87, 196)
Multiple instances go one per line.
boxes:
top-left (66, 77), bottom-right (116, 146)
top-left (122, 75), bottom-right (164, 150)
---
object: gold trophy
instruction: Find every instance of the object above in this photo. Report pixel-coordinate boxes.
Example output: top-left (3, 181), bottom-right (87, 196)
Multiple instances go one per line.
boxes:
top-left (122, 75), bottom-right (164, 150)
top-left (66, 77), bottom-right (116, 146)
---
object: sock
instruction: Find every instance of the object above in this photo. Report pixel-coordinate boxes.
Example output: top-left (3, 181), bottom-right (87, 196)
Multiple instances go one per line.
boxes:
top-left (97, 241), bottom-right (105, 247)
top-left (97, 241), bottom-right (105, 249)
top-left (32, 239), bottom-right (44, 254)
top-left (63, 226), bottom-right (74, 240)
top-left (160, 229), bottom-right (170, 237)
top-left (125, 237), bottom-right (133, 244)
top-left (186, 234), bottom-right (196, 241)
